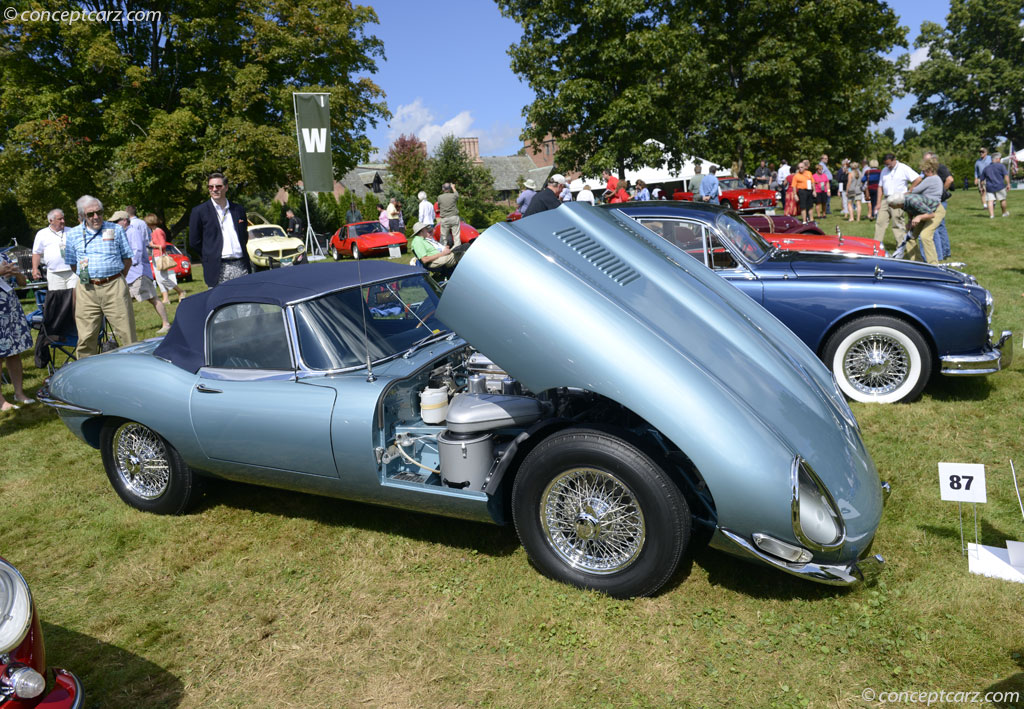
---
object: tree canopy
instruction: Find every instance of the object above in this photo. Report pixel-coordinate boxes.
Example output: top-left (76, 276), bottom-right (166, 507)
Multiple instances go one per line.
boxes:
top-left (904, 0), bottom-right (1024, 148)
top-left (497, 0), bottom-right (906, 176)
top-left (0, 0), bottom-right (389, 230)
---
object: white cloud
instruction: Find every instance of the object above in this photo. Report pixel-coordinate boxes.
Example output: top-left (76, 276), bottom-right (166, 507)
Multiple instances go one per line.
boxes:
top-left (907, 46), bottom-right (929, 70)
top-left (386, 99), bottom-right (520, 156)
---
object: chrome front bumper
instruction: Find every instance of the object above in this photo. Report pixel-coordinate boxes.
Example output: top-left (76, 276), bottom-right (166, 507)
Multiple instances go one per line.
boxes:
top-left (36, 385), bottom-right (102, 416)
top-left (717, 528), bottom-right (884, 586)
top-left (940, 330), bottom-right (1013, 375)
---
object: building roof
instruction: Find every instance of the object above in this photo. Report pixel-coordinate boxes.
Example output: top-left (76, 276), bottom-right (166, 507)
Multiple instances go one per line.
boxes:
top-left (479, 156), bottom-right (552, 192)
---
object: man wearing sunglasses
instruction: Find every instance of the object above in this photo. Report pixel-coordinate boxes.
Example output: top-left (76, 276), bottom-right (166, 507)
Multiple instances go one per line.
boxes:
top-left (64, 195), bottom-right (137, 357)
top-left (188, 172), bottom-right (251, 286)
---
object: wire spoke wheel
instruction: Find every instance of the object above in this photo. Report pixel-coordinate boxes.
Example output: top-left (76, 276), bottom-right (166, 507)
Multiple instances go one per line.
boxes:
top-left (112, 422), bottom-right (171, 500)
top-left (842, 332), bottom-right (910, 395)
top-left (541, 467), bottom-right (646, 574)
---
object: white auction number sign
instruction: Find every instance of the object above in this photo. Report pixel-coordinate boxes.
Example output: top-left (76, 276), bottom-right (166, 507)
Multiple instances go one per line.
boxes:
top-left (938, 462), bottom-right (987, 504)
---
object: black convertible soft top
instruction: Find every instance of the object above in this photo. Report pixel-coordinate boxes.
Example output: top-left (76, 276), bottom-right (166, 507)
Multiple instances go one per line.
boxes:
top-left (153, 261), bottom-right (421, 373)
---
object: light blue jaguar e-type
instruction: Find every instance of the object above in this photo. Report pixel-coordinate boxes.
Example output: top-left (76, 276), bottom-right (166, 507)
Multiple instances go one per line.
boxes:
top-left (40, 204), bottom-right (886, 598)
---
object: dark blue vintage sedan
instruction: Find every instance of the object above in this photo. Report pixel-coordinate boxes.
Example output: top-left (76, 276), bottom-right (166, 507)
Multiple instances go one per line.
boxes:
top-left (611, 202), bottom-right (1012, 404)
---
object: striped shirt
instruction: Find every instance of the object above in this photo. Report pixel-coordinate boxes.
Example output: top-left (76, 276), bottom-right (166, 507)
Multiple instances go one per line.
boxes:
top-left (65, 222), bottom-right (132, 279)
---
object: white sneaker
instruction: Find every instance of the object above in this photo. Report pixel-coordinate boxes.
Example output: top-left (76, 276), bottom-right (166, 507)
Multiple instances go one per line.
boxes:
top-left (1002, 212), bottom-right (1010, 217)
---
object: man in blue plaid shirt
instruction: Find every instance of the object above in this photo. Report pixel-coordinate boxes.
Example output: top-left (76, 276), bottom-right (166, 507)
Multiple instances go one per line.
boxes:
top-left (65, 195), bottom-right (137, 357)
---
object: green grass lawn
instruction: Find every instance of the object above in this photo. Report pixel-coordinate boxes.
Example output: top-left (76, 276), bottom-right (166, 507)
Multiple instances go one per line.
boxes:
top-left (2, 192), bottom-right (1023, 708)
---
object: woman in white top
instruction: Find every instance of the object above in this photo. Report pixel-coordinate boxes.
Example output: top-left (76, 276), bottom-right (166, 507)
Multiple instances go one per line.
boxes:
top-left (575, 184), bottom-right (596, 206)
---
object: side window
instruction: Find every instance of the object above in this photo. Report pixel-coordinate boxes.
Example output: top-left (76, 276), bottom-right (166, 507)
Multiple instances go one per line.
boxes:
top-left (637, 218), bottom-right (709, 266)
top-left (706, 231), bottom-right (739, 270)
top-left (207, 303), bottom-right (292, 370)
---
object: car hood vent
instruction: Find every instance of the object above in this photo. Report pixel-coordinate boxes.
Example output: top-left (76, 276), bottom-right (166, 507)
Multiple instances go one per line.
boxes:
top-left (554, 226), bottom-right (640, 286)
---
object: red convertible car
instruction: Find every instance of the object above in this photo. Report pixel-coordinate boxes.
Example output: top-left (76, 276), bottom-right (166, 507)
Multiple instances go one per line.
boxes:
top-left (148, 242), bottom-right (192, 281)
top-left (673, 177), bottom-right (777, 213)
top-left (742, 215), bottom-right (887, 257)
top-left (0, 558), bottom-right (82, 708)
top-left (329, 222), bottom-right (407, 260)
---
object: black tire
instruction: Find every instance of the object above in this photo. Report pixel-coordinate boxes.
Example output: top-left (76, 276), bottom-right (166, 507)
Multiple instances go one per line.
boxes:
top-left (823, 315), bottom-right (933, 404)
top-left (100, 420), bottom-right (203, 514)
top-left (511, 428), bottom-right (690, 598)
top-left (351, 243), bottom-right (361, 260)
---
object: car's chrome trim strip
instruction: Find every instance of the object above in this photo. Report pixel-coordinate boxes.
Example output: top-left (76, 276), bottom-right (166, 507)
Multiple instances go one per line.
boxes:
top-left (36, 386), bottom-right (102, 416)
top-left (940, 330), bottom-right (1013, 375)
top-left (719, 528), bottom-right (883, 586)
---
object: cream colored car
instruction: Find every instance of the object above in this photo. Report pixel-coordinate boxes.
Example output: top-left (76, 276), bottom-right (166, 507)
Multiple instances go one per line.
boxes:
top-left (246, 213), bottom-right (305, 269)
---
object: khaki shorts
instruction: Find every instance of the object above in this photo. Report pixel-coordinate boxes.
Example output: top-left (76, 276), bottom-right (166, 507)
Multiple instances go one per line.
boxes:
top-left (985, 189), bottom-right (1007, 202)
top-left (128, 276), bottom-right (157, 302)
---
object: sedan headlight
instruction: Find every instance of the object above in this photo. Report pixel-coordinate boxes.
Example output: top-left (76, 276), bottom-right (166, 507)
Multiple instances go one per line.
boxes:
top-left (254, 249), bottom-right (263, 257)
top-left (791, 457), bottom-right (845, 550)
top-left (296, 243), bottom-right (306, 253)
top-left (0, 560), bottom-right (34, 653)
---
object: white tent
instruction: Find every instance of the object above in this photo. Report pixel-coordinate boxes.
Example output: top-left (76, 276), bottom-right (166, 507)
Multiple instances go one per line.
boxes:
top-left (568, 141), bottom-right (731, 192)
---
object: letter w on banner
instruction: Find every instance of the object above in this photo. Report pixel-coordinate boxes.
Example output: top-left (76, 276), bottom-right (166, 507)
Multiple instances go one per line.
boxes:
top-left (293, 93), bottom-right (334, 192)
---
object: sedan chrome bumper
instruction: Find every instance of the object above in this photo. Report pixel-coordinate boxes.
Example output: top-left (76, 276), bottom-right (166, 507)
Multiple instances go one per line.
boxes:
top-left (940, 330), bottom-right (1013, 375)
top-left (718, 528), bottom-right (884, 586)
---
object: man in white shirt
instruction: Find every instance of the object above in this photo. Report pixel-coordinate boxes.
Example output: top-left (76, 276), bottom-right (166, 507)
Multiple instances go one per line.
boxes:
top-left (31, 208), bottom-right (77, 290)
top-left (417, 191), bottom-right (435, 226)
top-left (875, 153), bottom-right (918, 250)
top-left (188, 172), bottom-right (250, 286)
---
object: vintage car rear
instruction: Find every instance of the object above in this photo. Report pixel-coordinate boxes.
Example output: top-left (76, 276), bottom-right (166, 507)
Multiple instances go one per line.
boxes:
top-left (0, 559), bottom-right (82, 708)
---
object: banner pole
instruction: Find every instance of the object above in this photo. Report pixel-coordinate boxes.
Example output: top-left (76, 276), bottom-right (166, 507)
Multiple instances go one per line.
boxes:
top-left (303, 191), bottom-right (323, 258)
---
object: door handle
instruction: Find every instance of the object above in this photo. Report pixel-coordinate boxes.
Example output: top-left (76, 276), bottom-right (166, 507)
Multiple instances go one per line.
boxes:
top-left (196, 383), bottom-right (223, 393)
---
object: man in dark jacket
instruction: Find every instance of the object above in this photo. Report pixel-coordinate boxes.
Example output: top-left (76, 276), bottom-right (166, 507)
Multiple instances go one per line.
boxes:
top-left (189, 172), bottom-right (251, 287)
top-left (523, 174), bottom-right (567, 217)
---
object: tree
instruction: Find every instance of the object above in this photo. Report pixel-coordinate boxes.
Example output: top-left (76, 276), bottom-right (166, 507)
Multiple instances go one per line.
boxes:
top-left (905, 0), bottom-right (1024, 147)
top-left (497, 0), bottom-right (906, 176)
top-left (425, 136), bottom-right (495, 228)
top-left (386, 134), bottom-right (429, 200)
top-left (0, 0), bottom-right (389, 231)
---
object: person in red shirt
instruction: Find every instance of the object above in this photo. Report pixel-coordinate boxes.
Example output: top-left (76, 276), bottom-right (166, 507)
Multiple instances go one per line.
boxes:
top-left (601, 170), bottom-right (619, 202)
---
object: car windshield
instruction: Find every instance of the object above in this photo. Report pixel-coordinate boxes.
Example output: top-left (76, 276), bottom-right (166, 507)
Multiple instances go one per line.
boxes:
top-left (719, 178), bottom-right (743, 190)
top-left (165, 244), bottom-right (183, 256)
top-left (350, 222), bottom-right (386, 237)
top-left (292, 274), bottom-right (447, 370)
top-left (250, 226), bottom-right (286, 238)
top-left (715, 212), bottom-right (771, 262)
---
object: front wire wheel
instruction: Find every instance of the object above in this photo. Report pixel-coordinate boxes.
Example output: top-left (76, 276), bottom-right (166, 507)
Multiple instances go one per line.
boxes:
top-left (824, 315), bottom-right (932, 404)
top-left (100, 420), bottom-right (203, 514)
top-left (512, 428), bottom-right (690, 598)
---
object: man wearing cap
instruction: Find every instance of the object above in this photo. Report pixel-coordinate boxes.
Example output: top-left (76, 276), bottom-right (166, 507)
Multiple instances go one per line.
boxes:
top-left (115, 209), bottom-right (172, 334)
top-left (409, 220), bottom-right (468, 279)
top-left (516, 179), bottom-right (537, 214)
top-left (64, 196), bottom-right (137, 357)
top-left (523, 174), bottom-right (567, 217)
top-left (436, 183), bottom-right (461, 247)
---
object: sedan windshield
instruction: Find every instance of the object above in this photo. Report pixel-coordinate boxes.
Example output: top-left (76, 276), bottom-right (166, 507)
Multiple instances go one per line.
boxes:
top-left (715, 212), bottom-right (771, 262)
top-left (250, 226), bottom-right (287, 239)
top-left (718, 178), bottom-right (743, 190)
top-left (293, 274), bottom-right (446, 370)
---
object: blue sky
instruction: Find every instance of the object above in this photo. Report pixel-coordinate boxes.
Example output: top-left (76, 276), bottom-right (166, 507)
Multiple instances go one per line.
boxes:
top-left (361, 0), bottom-right (948, 159)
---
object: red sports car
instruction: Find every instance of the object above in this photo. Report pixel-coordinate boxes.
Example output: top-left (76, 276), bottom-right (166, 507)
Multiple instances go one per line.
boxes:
top-left (673, 177), bottom-right (777, 212)
top-left (432, 221), bottom-right (480, 244)
top-left (742, 215), bottom-right (887, 257)
top-left (148, 242), bottom-right (192, 281)
top-left (329, 222), bottom-right (407, 260)
top-left (0, 558), bottom-right (83, 708)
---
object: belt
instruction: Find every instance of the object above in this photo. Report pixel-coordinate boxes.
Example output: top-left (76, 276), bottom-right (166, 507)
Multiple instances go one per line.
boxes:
top-left (89, 273), bottom-right (123, 286)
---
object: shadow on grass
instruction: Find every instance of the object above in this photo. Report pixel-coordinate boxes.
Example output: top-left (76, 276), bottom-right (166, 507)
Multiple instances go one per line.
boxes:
top-left (986, 649), bottom-right (1024, 708)
top-left (919, 518), bottom-right (1019, 549)
top-left (688, 540), bottom-right (850, 601)
top-left (198, 478), bottom-right (521, 558)
top-left (0, 401), bottom-right (61, 438)
top-left (41, 621), bottom-right (184, 708)
top-left (924, 375), bottom-right (995, 402)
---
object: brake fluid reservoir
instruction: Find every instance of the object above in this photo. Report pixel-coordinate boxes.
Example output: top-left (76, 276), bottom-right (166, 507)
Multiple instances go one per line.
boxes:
top-left (420, 386), bottom-right (449, 424)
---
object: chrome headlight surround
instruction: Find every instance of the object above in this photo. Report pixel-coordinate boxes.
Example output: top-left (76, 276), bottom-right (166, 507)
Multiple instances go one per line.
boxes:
top-left (791, 457), bottom-right (846, 551)
top-left (984, 289), bottom-right (993, 324)
top-left (254, 248), bottom-right (264, 257)
top-left (0, 560), bottom-right (34, 654)
top-left (296, 243), bottom-right (306, 253)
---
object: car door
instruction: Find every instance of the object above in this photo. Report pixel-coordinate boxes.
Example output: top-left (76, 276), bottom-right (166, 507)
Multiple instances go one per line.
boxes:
top-left (189, 302), bottom-right (339, 477)
top-left (635, 217), bottom-right (764, 304)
